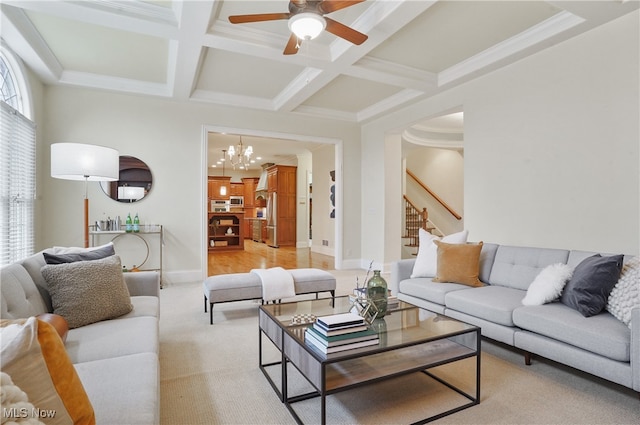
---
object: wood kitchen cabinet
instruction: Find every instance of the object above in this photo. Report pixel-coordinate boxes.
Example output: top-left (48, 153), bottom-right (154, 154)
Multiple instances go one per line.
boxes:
top-left (230, 183), bottom-right (244, 197)
top-left (242, 177), bottom-right (259, 208)
top-left (208, 176), bottom-right (231, 200)
top-left (266, 165), bottom-right (296, 247)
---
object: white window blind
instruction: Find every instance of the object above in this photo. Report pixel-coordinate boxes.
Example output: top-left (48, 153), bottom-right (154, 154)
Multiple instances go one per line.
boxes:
top-left (1, 101), bottom-right (36, 266)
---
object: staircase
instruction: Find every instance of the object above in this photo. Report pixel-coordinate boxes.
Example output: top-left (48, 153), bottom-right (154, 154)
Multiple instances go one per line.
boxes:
top-left (403, 196), bottom-right (441, 255)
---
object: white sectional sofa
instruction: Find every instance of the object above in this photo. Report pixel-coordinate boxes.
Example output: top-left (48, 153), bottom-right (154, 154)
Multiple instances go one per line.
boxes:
top-left (391, 243), bottom-right (639, 393)
top-left (1, 247), bottom-right (161, 424)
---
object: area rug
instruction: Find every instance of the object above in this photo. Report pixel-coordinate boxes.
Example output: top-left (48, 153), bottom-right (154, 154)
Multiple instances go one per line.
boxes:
top-left (159, 273), bottom-right (639, 424)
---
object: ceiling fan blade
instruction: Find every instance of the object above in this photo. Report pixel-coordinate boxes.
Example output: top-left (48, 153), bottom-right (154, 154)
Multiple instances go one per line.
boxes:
top-left (324, 17), bottom-right (368, 45)
top-left (229, 13), bottom-right (290, 24)
top-left (283, 33), bottom-right (300, 55)
top-left (320, 0), bottom-right (365, 14)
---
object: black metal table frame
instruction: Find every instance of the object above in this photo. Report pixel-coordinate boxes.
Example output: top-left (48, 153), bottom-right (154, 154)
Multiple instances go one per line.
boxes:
top-left (259, 314), bottom-right (481, 425)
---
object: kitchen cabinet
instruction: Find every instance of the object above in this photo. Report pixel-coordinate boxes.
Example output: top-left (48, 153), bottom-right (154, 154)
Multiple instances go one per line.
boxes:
top-left (242, 177), bottom-right (260, 238)
top-left (230, 183), bottom-right (244, 196)
top-left (208, 176), bottom-right (231, 200)
top-left (266, 165), bottom-right (296, 247)
top-left (242, 177), bottom-right (259, 208)
top-left (208, 212), bottom-right (244, 251)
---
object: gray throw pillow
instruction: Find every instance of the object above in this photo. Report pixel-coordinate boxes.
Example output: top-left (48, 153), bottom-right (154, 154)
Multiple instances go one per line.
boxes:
top-left (43, 244), bottom-right (115, 265)
top-left (41, 255), bottom-right (133, 328)
top-left (560, 254), bottom-right (624, 317)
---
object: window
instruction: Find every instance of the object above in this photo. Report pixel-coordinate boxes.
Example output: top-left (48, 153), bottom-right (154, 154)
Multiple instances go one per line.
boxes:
top-left (0, 50), bottom-right (36, 266)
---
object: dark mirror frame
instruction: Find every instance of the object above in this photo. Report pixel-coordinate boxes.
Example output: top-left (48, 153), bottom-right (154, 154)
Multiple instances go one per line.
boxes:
top-left (100, 155), bottom-right (152, 203)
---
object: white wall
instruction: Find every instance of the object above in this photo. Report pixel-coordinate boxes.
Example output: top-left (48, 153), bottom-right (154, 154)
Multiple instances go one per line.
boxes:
top-left (363, 10), bottom-right (639, 269)
top-left (39, 87), bottom-right (360, 281)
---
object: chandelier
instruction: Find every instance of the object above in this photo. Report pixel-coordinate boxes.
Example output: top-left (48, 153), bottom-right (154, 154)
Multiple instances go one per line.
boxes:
top-left (228, 136), bottom-right (253, 170)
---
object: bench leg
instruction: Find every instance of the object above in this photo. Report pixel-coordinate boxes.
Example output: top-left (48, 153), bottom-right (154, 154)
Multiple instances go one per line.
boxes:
top-left (204, 295), bottom-right (207, 313)
top-left (210, 303), bottom-right (214, 325)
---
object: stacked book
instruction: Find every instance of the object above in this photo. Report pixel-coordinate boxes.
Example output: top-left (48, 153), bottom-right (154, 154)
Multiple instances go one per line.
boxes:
top-left (305, 312), bottom-right (379, 354)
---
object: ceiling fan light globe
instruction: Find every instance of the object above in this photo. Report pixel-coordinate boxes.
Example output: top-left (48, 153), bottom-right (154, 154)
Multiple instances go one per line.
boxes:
top-left (289, 13), bottom-right (326, 40)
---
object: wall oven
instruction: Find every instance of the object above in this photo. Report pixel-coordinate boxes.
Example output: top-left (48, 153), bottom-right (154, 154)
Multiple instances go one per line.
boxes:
top-left (211, 200), bottom-right (230, 212)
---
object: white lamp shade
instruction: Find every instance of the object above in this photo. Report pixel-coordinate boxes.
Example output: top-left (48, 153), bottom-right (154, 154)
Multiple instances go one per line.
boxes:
top-left (118, 186), bottom-right (145, 201)
top-left (289, 13), bottom-right (326, 40)
top-left (51, 143), bottom-right (119, 181)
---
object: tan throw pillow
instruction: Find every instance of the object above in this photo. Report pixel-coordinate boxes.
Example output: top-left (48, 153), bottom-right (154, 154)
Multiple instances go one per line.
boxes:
top-left (41, 255), bottom-right (133, 329)
top-left (0, 317), bottom-right (95, 425)
top-left (432, 241), bottom-right (484, 287)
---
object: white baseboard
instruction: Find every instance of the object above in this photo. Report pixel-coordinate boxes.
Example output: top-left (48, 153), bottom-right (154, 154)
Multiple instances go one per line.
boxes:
top-left (163, 270), bottom-right (203, 285)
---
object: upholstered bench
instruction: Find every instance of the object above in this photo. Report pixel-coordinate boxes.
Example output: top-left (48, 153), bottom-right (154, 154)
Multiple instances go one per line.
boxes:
top-left (203, 268), bottom-right (336, 324)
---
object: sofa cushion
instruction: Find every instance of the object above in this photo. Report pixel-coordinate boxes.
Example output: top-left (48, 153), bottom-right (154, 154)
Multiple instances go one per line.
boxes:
top-left (560, 254), bottom-right (624, 317)
top-left (433, 241), bottom-right (484, 287)
top-left (398, 278), bottom-right (470, 305)
top-left (445, 286), bottom-right (526, 327)
top-left (19, 251), bottom-right (53, 312)
top-left (65, 316), bottom-right (158, 364)
top-left (0, 263), bottom-right (48, 319)
top-left (606, 256), bottom-right (639, 327)
top-left (43, 243), bottom-right (115, 265)
top-left (41, 255), bottom-right (133, 328)
top-left (522, 263), bottom-right (574, 306)
top-left (488, 245), bottom-right (570, 290)
top-left (410, 229), bottom-right (468, 278)
top-left (513, 303), bottom-right (630, 362)
top-left (74, 352), bottom-right (159, 425)
top-left (0, 317), bottom-right (95, 425)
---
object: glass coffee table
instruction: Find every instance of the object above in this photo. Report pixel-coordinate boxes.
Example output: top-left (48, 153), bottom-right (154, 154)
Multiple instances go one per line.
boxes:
top-left (259, 296), bottom-right (480, 424)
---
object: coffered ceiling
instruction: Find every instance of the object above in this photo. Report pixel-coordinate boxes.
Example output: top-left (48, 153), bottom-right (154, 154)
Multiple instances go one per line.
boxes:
top-left (2, 0), bottom-right (638, 127)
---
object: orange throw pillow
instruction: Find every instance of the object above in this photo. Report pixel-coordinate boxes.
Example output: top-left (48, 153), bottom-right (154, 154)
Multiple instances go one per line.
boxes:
top-left (0, 317), bottom-right (95, 425)
top-left (37, 313), bottom-right (69, 343)
top-left (432, 241), bottom-right (484, 287)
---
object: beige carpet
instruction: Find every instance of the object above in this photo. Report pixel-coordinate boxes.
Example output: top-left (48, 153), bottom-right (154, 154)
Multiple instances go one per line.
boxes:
top-left (159, 271), bottom-right (639, 424)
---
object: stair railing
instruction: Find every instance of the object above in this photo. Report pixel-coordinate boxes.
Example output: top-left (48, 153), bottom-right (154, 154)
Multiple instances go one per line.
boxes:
top-left (403, 196), bottom-right (442, 250)
top-left (406, 168), bottom-right (462, 220)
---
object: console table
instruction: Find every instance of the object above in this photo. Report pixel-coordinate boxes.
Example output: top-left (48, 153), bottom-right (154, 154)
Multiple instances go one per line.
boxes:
top-left (89, 224), bottom-right (164, 287)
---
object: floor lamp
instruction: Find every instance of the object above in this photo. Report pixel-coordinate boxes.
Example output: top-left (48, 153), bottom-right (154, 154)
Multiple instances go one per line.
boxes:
top-left (51, 143), bottom-right (119, 247)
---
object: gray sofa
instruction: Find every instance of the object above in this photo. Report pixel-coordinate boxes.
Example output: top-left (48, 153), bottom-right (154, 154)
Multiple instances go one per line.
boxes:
top-left (391, 243), bottom-right (639, 392)
top-left (1, 248), bottom-right (161, 424)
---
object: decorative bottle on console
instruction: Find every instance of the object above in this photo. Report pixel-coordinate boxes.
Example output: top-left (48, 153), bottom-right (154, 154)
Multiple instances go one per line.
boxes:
top-left (133, 213), bottom-right (140, 233)
top-left (125, 213), bottom-right (132, 233)
top-left (367, 270), bottom-right (388, 318)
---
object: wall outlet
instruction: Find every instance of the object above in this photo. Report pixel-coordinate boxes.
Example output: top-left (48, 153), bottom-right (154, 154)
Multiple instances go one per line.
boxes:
top-left (322, 240), bottom-right (329, 246)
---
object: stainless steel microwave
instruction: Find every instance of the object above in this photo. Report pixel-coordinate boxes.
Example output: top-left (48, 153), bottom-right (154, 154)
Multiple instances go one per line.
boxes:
top-left (229, 196), bottom-right (244, 206)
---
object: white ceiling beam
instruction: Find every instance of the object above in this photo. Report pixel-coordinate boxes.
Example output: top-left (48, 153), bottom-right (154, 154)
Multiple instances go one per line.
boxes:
top-left (170, 1), bottom-right (216, 100)
top-left (1, 0), bottom-right (179, 38)
top-left (0, 4), bottom-right (62, 84)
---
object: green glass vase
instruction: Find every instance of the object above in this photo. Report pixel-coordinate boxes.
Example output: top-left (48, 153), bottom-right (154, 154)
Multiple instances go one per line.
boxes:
top-left (367, 270), bottom-right (388, 318)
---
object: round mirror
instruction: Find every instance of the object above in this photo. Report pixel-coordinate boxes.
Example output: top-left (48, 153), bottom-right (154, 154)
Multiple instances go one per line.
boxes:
top-left (100, 155), bottom-right (152, 203)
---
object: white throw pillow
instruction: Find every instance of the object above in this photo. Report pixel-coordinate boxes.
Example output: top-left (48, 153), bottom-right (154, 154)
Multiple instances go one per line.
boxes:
top-left (522, 263), bottom-right (574, 306)
top-left (410, 229), bottom-right (469, 278)
top-left (606, 256), bottom-right (639, 327)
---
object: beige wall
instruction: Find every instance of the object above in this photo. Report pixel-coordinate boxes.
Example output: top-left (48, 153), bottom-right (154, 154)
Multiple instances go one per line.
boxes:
top-left (364, 10), bottom-right (639, 270)
top-left (311, 144), bottom-right (336, 256)
top-left (405, 147), bottom-right (464, 236)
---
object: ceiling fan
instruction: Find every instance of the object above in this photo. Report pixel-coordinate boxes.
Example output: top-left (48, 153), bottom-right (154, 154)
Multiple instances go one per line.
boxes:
top-left (228, 0), bottom-right (368, 55)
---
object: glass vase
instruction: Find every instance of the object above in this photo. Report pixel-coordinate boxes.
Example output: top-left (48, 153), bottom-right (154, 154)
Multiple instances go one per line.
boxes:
top-left (367, 270), bottom-right (388, 318)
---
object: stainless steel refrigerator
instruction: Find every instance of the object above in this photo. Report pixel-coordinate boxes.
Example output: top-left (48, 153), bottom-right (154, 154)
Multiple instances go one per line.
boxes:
top-left (266, 192), bottom-right (278, 247)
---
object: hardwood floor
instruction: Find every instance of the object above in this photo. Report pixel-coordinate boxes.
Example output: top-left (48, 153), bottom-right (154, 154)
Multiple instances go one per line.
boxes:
top-left (207, 240), bottom-right (335, 275)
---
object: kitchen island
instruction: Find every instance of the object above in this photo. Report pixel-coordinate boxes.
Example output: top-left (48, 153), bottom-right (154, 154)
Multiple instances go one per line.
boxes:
top-left (208, 212), bottom-right (244, 251)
